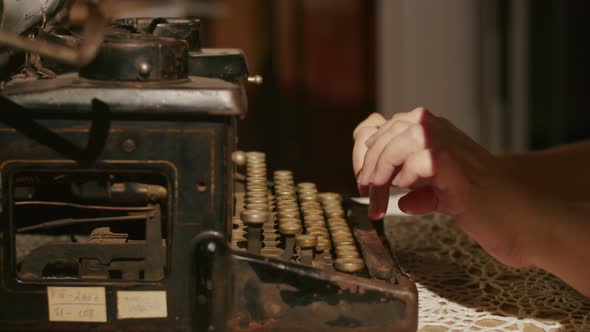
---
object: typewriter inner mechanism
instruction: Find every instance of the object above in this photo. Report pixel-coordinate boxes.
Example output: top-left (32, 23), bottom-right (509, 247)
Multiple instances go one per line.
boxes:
top-left (0, 9), bottom-right (418, 332)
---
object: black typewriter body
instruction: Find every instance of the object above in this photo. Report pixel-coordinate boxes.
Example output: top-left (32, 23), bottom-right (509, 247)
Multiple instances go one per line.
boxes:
top-left (0, 16), bottom-right (417, 332)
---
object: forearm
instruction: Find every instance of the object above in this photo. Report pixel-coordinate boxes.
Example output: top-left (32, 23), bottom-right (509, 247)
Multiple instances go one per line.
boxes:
top-left (498, 141), bottom-right (590, 201)
top-left (526, 198), bottom-right (590, 297)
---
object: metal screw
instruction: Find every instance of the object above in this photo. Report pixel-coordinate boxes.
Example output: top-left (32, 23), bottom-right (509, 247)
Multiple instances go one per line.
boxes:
top-left (121, 138), bottom-right (137, 153)
top-left (138, 62), bottom-right (152, 77)
top-left (247, 75), bottom-right (263, 85)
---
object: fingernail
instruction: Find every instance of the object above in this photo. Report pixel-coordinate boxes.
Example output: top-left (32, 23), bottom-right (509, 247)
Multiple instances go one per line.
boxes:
top-left (392, 172), bottom-right (402, 186)
top-left (369, 171), bottom-right (376, 184)
top-left (358, 185), bottom-right (369, 197)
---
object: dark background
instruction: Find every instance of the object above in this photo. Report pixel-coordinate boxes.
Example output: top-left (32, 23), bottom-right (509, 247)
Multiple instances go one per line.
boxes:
top-left (201, 0), bottom-right (590, 196)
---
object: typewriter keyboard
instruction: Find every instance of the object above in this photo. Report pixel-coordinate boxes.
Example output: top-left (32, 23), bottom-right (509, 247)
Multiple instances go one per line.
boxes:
top-left (231, 151), bottom-right (395, 278)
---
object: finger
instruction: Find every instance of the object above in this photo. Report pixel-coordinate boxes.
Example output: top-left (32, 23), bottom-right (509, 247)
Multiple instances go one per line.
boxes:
top-left (353, 126), bottom-right (379, 175)
top-left (398, 186), bottom-right (438, 215)
top-left (391, 149), bottom-right (435, 188)
top-left (360, 122), bottom-right (421, 185)
top-left (365, 120), bottom-right (412, 147)
top-left (358, 130), bottom-right (396, 186)
top-left (368, 184), bottom-right (390, 220)
top-left (368, 124), bottom-right (427, 186)
top-left (367, 107), bottom-right (430, 143)
top-left (353, 113), bottom-right (386, 140)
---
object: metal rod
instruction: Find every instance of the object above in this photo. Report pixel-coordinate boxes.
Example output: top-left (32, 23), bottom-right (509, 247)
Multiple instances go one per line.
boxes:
top-left (18, 214), bottom-right (149, 233)
top-left (15, 201), bottom-right (154, 212)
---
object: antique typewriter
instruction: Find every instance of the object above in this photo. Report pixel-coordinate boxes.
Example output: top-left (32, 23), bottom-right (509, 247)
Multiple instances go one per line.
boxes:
top-left (0, 1), bottom-right (418, 331)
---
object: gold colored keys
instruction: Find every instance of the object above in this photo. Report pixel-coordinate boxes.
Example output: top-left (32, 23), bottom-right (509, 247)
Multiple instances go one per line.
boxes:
top-left (233, 154), bottom-right (367, 274)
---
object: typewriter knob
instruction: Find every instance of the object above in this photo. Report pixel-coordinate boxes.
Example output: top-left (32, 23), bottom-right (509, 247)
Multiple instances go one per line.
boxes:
top-left (138, 62), bottom-right (152, 77)
top-left (247, 75), bottom-right (263, 85)
top-left (232, 151), bottom-right (247, 167)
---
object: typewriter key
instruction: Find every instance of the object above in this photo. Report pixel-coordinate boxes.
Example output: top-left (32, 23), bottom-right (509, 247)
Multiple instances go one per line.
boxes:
top-left (232, 151), bottom-right (247, 166)
top-left (318, 192), bottom-right (343, 202)
top-left (334, 258), bottom-right (365, 273)
top-left (241, 209), bottom-right (270, 255)
top-left (246, 203), bottom-right (270, 212)
top-left (279, 222), bottom-right (302, 261)
top-left (296, 234), bottom-right (317, 266)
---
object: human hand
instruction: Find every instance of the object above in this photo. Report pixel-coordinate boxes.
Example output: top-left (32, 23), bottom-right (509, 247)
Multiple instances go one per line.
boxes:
top-left (353, 108), bottom-right (538, 267)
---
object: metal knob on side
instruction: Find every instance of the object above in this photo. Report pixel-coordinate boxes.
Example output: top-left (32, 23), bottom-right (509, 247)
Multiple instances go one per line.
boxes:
top-left (241, 209), bottom-right (270, 255)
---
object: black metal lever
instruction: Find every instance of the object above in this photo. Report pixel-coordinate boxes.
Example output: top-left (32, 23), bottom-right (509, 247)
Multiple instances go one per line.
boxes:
top-left (0, 96), bottom-right (111, 164)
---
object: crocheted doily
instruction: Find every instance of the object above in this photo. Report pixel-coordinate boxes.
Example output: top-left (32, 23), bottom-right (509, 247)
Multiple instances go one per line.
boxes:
top-left (384, 214), bottom-right (590, 331)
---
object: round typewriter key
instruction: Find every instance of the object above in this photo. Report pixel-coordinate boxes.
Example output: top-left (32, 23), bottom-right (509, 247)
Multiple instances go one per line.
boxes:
top-left (279, 217), bottom-right (301, 225)
top-left (334, 258), bottom-right (364, 273)
top-left (278, 211), bottom-right (300, 219)
top-left (334, 240), bottom-right (355, 248)
top-left (280, 222), bottom-right (301, 262)
top-left (241, 209), bottom-right (270, 224)
top-left (315, 237), bottom-right (331, 251)
top-left (247, 183), bottom-right (267, 190)
top-left (336, 250), bottom-right (360, 259)
top-left (327, 217), bottom-right (347, 223)
top-left (318, 192), bottom-right (343, 202)
top-left (280, 222), bottom-right (302, 235)
top-left (276, 189), bottom-right (296, 197)
top-left (246, 203), bottom-right (269, 211)
top-left (328, 223), bottom-right (349, 231)
top-left (331, 233), bottom-right (354, 242)
top-left (305, 221), bottom-right (325, 228)
top-left (309, 231), bottom-right (329, 241)
top-left (232, 151), bottom-right (247, 166)
top-left (301, 203), bottom-right (321, 210)
top-left (322, 203), bottom-right (342, 210)
top-left (296, 234), bottom-right (317, 266)
top-left (295, 234), bottom-right (317, 248)
top-left (246, 151), bottom-right (266, 159)
top-left (332, 233), bottom-right (354, 242)
top-left (299, 195), bottom-right (318, 202)
top-left (247, 168), bottom-right (266, 174)
top-left (246, 196), bottom-right (268, 204)
top-left (335, 244), bottom-right (357, 253)
top-left (277, 204), bottom-right (298, 211)
top-left (247, 191), bottom-right (268, 198)
top-left (277, 195), bottom-right (297, 202)
top-left (304, 215), bottom-right (325, 222)
top-left (306, 226), bottom-right (328, 234)
top-left (241, 209), bottom-right (270, 255)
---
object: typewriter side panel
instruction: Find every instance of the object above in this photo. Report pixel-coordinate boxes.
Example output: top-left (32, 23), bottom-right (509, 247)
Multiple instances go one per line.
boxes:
top-left (0, 117), bottom-right (235, 331)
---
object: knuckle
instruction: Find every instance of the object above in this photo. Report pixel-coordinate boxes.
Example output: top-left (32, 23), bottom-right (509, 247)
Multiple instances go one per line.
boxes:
top-left (408, 124), bottom-right (426, 144)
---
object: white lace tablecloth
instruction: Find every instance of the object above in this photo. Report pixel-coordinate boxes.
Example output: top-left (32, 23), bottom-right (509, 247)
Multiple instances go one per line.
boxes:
top-left (384, 214), bottom-right (590, 331)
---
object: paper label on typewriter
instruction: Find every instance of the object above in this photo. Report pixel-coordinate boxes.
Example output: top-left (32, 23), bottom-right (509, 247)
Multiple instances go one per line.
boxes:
top-left (117, 291), bottom-right (167, 319)
top-left (47, 287), bottom-right (107, 323)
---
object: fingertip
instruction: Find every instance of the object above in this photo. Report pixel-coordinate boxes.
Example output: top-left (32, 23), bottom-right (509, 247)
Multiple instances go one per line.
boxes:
top-left (368, 185), bottom-right (390, 220)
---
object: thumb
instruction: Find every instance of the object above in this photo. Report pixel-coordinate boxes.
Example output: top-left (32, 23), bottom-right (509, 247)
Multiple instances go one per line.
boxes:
top-left (398, 187), bottom-right (438, 215)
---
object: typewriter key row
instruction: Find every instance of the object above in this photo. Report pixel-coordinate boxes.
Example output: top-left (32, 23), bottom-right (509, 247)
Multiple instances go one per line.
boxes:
top-left (232, 151), bottom-right (366, 274)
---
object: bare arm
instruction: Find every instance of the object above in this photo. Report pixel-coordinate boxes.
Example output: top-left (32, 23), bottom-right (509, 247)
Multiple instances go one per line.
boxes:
top-left (353, 109), bottom-right (590, 297)
top-left (499, 141), bottom-right (590, 201)
top-left (527, 199), bottom-right (590, 296)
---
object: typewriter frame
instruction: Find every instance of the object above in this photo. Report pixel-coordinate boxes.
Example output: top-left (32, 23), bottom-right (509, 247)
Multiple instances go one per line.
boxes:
top-left (0, 18), bottom-right (418, 332)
